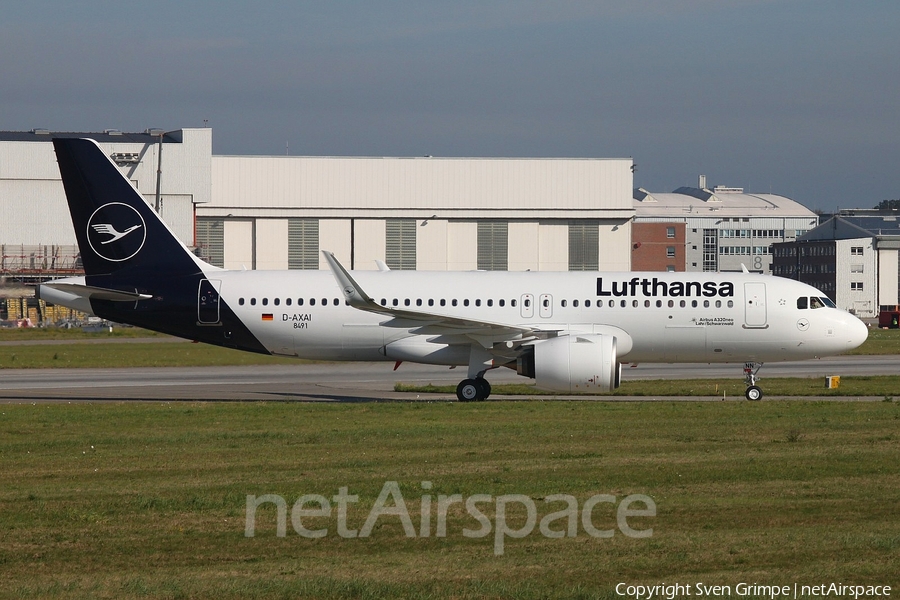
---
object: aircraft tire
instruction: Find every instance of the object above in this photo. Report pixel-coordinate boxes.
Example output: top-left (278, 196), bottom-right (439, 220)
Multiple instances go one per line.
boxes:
top-left (475, 378), bottom-right (491, 401)
top-left (745, 385), bottom-right (763, 401)
top-left (456, 379), bottom-right (480, 402)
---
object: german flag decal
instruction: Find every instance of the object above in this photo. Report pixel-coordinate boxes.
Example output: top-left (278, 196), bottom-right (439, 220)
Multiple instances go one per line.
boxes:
top-left (262, 313), bottom-right (274, 321)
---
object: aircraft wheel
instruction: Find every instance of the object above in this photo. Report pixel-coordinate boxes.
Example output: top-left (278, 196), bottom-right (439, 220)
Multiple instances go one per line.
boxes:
top-left (475, 378), bottom-right (491, 401)
top-left (456, 379), bottom-right (480, 402)
top-left (745, 385), bottom-right (763, 401)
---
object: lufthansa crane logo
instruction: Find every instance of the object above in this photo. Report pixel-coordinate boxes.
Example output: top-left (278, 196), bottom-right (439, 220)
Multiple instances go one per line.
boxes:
top-left (86, 202), bottom-right (147, 262)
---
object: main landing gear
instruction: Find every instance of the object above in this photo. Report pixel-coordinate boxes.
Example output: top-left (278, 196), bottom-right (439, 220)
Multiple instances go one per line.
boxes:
top-left (744, 362), bottom-right (763, 401)
top-left (456, 377), bottom-right (492, 402)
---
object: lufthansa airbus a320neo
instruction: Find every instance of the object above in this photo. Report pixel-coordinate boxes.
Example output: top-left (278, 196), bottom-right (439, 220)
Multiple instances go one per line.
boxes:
top-left (38, 139), bottom-right (868, 401)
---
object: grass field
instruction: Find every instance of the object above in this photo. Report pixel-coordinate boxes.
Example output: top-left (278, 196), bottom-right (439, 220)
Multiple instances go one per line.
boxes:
top-left (1, 400), bottom-right (898, 599)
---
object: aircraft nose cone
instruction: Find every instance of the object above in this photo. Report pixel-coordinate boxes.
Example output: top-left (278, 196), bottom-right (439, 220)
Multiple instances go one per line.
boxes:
top-left (846, 315), bottom-right (869, 349)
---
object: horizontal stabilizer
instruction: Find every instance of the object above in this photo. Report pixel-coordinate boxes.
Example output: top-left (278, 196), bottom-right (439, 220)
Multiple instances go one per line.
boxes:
top-left (40, 282), bottom-right (153, 302)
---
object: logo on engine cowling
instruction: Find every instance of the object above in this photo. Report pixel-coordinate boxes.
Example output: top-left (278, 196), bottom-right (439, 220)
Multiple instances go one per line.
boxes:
top-left (86, 202), bottom-right (146, 262)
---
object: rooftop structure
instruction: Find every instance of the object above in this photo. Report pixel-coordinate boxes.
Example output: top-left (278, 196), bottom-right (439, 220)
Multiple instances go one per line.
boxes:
top-left (633, 178), bottom-right (819, 273)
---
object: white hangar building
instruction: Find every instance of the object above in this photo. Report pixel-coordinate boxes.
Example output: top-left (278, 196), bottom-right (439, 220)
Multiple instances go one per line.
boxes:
top-left (0, 128), bottom-right (635, 281)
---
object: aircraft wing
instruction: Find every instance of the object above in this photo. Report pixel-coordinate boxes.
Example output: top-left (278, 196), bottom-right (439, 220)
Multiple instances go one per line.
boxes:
top-left (322, 251), bottom-right (554, 347)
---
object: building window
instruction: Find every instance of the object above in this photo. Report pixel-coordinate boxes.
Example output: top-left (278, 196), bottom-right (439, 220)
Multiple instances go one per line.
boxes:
top-left (386, 219), bottom-right (416, 270)
top-left (666, 246), bottom-right (676, 258)
top-left (702, 229), bottom-right (717, 272)
top-left (666, 265), bottom-right (675, 272)
top-left (850, 264), bottom-right (864, 273)
top-left (851, 246), bottom-right (864, 255)
top-left (851, 282), bottom-right (864, 291)
top-left (568, 221), bottom-right (599, 271)
top-left (666, 226), bottom-right (675, 239)
top-left (477, 221), bottom-right (508, 271)
top-left (288, 219), bottom-right (319, 270)
top-left (195, 218), bottom-right (224, 268)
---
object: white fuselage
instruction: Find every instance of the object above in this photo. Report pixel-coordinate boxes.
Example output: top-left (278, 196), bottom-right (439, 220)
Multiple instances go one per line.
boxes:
top-left (199, 269), bottom-right (867, 366)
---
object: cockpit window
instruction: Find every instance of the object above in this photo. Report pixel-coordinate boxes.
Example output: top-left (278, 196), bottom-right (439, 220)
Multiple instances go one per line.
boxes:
top-left (820, 297), bottom-right (836, 308)
top-left (797, 297), bottom-right (808, 310)
top-left (810, 297), bottom-right (824, 309)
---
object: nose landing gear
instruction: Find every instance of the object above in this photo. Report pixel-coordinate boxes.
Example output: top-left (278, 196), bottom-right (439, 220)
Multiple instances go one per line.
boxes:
top-left (744, 362), bottom-right (763, 401)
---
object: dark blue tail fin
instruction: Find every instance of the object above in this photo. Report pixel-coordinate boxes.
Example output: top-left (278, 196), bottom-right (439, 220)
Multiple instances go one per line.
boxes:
top-left (52, 137), bottom-right (204, 282)
top-left (49, 138), bottom-right (268, 354)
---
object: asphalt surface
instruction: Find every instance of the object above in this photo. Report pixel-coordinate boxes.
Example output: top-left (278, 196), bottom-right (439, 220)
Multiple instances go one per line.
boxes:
top-left (0, 355), bottom-right (895, 403)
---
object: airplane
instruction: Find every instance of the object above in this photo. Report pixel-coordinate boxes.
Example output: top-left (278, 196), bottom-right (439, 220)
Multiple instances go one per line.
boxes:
top-left (37, 138), bottom-right (869, 402)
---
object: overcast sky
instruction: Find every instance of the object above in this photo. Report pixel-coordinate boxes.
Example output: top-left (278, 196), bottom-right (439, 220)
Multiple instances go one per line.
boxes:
top-left (2, 1), bottom-right (898, 211)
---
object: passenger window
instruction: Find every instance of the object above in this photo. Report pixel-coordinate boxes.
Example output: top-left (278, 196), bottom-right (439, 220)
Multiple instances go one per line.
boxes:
top-left (524, 299), bottom-right (531, 307)
top-left (715, 300), bottom-right (722, 308)
top-left (680, 300), bottom-right (686, 308)
top-left (543, 299), bottom-right (550, 308)
top-left (380, 298), bottom-right (386, 306)
top-left (239, 298), bottom-right (245, 306)
top-left (644, 300), bottom-right (650, 308)
top-left (250, 298), bottom-right (256, 306)
top-left (274, 298), bottom-right (280, 306)
top-left (573, 300), bottom-right (579, 308)
top-left (262, 298), bottom-right (268, 306)
top-left (298, 298), bottom-right (304, 306)
top-left (727, 300), bottom-right (733, 308)
top-left (703, 300), bottom-right (710, 308)
top-left (428, 299), bottom-right (434, 306)
top-left (464, 299), bottom-right (470, 307)
top-left (440, 299), bottom-right (446, 307)
top-left (691, 300), bottom-right (697, 308)
top-left (392, 299), bottom-right (398, 306)
top-left (310, 298), bottom-right (316, 306)
top-left (333, 298), bottom-right (339, 306)
top-left (668, 300), bottom-right (674, 308)
top-left (620, 300), bottom-right (626, 308)
top-left (597, 299), bottom-right (604, 307)
top-left (487, 299), bottom-right (493, 307)
top-left (416, 299), bottom-right (422, 306)
top-left (511, 299), bottom-right (517, 307)
top-left (404, 299), bottom-right (411, 306)
top-left (561, 300), bottom-right (567, 308)
top-left (452, 299), bottom-right (458, 307)
top-left (286, 298), bottom-right (292, 306)
top-left (656, 300), bottom-right (662, 308)
top-left (585, 300), bottom-right (591, 308)
top-left (322, 298), bottom-right (328, 306)
top-left (633, 300), bottom-right (638, 307)
top-left (499, 299), bottom-right (505, 307)
top-left (797, 297), bottom-right (808, 309)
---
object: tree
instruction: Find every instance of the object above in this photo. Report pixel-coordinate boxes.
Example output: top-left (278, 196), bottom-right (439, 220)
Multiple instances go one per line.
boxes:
top-left (875, 199), bottom-right (900, 211)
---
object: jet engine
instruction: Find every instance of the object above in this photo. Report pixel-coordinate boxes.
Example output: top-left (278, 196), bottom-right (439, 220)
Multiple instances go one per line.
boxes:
top-left (518, 334), bottom-right (621, 393)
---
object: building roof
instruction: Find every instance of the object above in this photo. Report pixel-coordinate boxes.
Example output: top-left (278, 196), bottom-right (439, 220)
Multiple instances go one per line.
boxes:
top-left (633, 186), bottom-right (817, 220)
top-left (799, 214), bottom-right (900, 242)
top-left (0, 130), bottom-right (175, 143)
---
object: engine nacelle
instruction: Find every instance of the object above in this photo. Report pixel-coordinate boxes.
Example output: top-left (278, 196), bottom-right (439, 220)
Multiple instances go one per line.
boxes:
top-left (521, 334), bottom-right (621, 393)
